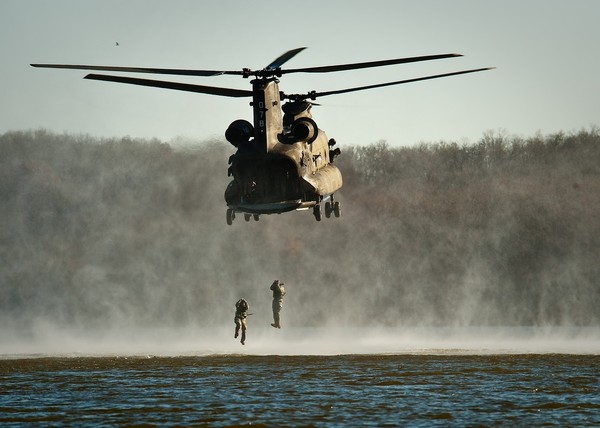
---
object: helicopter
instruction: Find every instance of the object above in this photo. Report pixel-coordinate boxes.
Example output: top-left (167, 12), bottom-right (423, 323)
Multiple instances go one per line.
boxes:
top-left (32, 48), bottom-right (493, 224)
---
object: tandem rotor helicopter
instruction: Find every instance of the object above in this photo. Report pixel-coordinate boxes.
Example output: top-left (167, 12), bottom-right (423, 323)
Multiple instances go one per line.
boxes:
top-left (32, 48), bottom-right (493, 224)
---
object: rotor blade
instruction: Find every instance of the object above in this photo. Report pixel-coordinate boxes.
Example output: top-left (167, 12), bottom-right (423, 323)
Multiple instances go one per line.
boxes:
top-left (84, 74), bottom-right (253, 98)
top-left (31, 63), bottom-right (243, 77)
top-left (280, 53), bottom-right (463, 75)
top-left (266, 47), bottom-right (307, 69)
top-left (306, 67), bottom-right (495, 99)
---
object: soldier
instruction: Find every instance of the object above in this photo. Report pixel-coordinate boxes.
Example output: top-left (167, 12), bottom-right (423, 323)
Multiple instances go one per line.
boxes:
top-left (234, 298), bottom-right (249, 345)
top-left (270, 279), bottom-right (286, 328)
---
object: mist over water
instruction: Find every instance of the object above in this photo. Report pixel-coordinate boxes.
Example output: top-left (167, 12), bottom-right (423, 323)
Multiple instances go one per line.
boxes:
top-left (1, 129), bottom-right (599, 356)
top-left (2, 325), bottom-right (599, 357)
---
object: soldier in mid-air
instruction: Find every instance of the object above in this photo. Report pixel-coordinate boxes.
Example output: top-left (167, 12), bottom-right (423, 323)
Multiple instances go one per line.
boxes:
top-left (234, 298), bottom-right (249, 345)
top-left (270, 280), bottom-right (286, 328)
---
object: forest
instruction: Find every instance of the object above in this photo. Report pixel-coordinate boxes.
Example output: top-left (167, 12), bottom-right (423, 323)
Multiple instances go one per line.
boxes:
top-left (1, 128), bottom-right (599, 333)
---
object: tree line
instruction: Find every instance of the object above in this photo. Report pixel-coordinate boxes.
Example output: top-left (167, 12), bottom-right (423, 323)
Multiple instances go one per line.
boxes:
top-left (1, 128), bottom-right (599, 332)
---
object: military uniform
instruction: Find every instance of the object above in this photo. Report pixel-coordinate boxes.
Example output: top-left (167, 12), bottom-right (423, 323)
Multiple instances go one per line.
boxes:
top-left (234, 298), bottom-right (249, 345)
top-left (270, 280), bottom-right (286, 328)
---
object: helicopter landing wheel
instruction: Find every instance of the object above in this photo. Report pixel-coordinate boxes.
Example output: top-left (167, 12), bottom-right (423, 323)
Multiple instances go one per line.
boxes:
top-left (253, 214), bottom-right (259, 221)
top-left (226, 209), bottom-right (235, 225)
top-left (244, 213), bottom-right (251, 222)
top-left (324, 201), bottom-right (332, 218)
top-left (313, 204), bottom-right (322, 221)
top-left (333, 201), bottom-right (341, 218)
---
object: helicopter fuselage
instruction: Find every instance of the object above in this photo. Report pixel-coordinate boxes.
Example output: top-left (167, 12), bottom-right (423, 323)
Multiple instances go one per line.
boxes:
top-left (224, 78), bottom-right (342, 222)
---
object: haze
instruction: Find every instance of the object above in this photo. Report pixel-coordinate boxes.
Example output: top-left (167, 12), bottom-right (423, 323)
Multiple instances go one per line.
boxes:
top-left (1, 130), bottom-right (599, 355)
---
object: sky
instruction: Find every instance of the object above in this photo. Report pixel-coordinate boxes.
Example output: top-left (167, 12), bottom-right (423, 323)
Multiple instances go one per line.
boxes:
top-left (1, 0), bottom-right (599, 148)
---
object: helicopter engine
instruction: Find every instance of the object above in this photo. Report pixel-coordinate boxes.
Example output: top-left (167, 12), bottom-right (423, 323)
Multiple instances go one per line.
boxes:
top-left (291, 117), bottom-right (318, 143)
top-left (225, 119), bottom-right (254, 147)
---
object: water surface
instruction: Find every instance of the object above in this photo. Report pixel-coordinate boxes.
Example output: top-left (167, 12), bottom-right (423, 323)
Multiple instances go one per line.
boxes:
top-left (2, 353), bottom-right (598, 426)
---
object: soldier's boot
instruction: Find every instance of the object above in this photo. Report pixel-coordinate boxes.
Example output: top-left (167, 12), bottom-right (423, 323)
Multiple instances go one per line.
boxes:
top-left (241, 329), bottom-right (246, 345)
top-left (234, 326), bottom-right (239, 339)
top-left (271, 314), bottom-right (281, 329)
